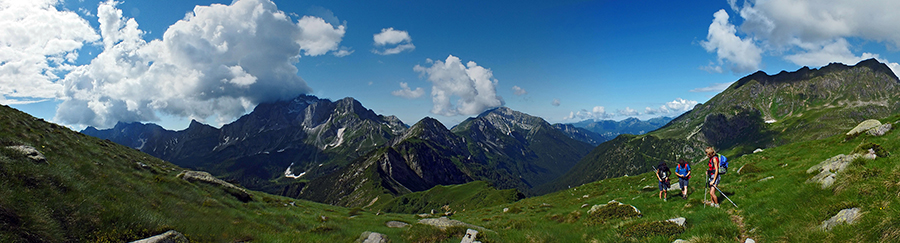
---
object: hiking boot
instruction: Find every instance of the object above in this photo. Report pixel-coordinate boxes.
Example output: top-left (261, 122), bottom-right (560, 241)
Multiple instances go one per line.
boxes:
top-left (713, 203), bottom-right (720, 208)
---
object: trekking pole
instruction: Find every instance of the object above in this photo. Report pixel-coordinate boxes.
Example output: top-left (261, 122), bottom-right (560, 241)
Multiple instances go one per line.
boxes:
top-left (713, 185), bottom-right (738, 208)
top-left (704, 169), bottom-right (708, 208)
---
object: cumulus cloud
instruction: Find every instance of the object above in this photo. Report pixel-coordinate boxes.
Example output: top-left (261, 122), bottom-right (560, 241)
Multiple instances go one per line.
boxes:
top-left (617, 107), bottom-right (639, 116)
top-left (414, 55), bottom-right (504, 116)
top-left (391, 82), bottom-right (424, 99)
top-left (0, 0), bottom-right (99, 104)
top-left (703, 0), bottom-right (900, 76)
top-left (690, 82), bottom-right (734, 93)
top-left (646, 98), bottom-right (699, 115)
top-left (700, 9), bottom-right (762, 74)
top-left (563, 106), bottom-right (611, 121)
top-left (54, 0), bottom-right (347, 128)
top-left (373, 27), bottom-right (414, 55)
top-left (511, 86), bottom-right (527, 96)
top-left (551, 98), bottom-right (561, 107)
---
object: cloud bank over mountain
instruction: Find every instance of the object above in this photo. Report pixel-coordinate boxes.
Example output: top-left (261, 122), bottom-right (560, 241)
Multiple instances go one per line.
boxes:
top-left (414, 55), bottom-right (504, 116)
top-left (50, 0), bottom-right (347, 128)
top-left (702, 0), bottom-right (900, 76)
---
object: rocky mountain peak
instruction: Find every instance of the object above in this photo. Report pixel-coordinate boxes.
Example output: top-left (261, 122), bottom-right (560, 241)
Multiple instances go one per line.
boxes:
top-left (734, 58), bottom-right (898, 90)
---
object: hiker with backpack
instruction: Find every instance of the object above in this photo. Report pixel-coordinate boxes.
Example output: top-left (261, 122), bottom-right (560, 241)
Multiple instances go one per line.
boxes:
top-left (655, 161), bottom-right (671, 201)
top-left (675, 159), bottom-right (691, 199)
top-left (705, 147), bottom-right (727, 207)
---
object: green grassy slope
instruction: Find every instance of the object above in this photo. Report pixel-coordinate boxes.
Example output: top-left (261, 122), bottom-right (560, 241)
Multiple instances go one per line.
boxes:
top-left (0, 104), bottom-right (448, 242)
top-left (445, 115), bottom-right (900, 242)
top-left (371, 181), bottom-right (523, 214)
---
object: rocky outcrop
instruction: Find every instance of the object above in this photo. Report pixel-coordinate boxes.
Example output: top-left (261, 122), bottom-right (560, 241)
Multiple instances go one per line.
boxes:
top-left (667, 217), bottom-right (686, 227)
top-left (385, 221), bottom-right (409, 228)
top-left (866, 123), bottom-right (892, 136)
top-left (820, 208), bottom-right (862, 231)
top-left (130, 230), bottom-right (188, 243)
top-left (4, 145), bottom-right (46, 163)
top-left (807, 150), bottom-right (876, 189)
top-left (177, 170), bottom-right (252, 202)
top-left (417, 217), bottom-right (486, 231)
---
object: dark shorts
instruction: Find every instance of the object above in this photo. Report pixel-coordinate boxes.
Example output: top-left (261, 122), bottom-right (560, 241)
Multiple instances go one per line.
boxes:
top-left (679, 177), bottom-right (689, 189)
top-left (659, 180), bottom-right (669, 191)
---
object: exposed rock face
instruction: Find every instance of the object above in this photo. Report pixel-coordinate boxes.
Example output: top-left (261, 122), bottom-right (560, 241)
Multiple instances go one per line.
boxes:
top-left (130, 230), bottom-right (188, 243)
top-left (356, 231), bottom-right (388, 243)
top-left (177, 170), bottom-right (252, 202)
top-left (667, 217), bottom-right (686, 227)
top-left (806, 152), bottom-right (875, 189)
top-left (820, 208), bottom-right (862, 231)
top-left (4, 145), bottom-right (46, 163)
top-left (847, 119), bottom-right (882, 136)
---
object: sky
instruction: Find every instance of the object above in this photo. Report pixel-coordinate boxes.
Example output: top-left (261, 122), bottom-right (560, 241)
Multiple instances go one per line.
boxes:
top-left (2, 0), bottom-right (900, 131)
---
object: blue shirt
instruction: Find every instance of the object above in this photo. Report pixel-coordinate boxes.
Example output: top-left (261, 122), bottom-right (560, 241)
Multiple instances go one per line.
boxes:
top-left (675, 163), bottom-right (690, 176)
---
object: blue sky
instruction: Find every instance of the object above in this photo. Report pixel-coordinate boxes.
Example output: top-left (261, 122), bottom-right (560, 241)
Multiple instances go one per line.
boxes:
top-left (3, 0), bottom-right (899, 130)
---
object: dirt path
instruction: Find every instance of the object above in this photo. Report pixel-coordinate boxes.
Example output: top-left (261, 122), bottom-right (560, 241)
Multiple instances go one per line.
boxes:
top-left (728, 209), bottom-right (751, 242)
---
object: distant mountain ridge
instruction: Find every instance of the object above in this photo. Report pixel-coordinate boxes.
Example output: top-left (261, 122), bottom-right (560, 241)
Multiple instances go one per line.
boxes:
top-left (555, 117), bottom-right (674, 145)
top-left (541, 58), bottom-right (900, 193)
top-left (83, 95), bottom-right (408, 194)
top-left (293, 107), bottom-right (594, 207)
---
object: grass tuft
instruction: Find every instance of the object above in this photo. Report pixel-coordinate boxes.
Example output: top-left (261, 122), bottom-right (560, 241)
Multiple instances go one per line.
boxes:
top-left (619, 220), bottom-right (684, 238)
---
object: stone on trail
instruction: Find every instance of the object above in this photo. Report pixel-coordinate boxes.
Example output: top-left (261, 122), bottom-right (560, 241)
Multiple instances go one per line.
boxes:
top-left (820, 208), bottom-right (862, 231)
top-left (130, 230), bottom-right (188, 243)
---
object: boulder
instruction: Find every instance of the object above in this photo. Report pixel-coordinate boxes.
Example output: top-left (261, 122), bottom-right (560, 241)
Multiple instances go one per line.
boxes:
top-left (667, 217), bottom-right (686, 227)
top-left (356, 231), bottom-right (388, 243)
top-left (866, 123), bottom-right (892, 136)
top-left (847, 119), bottom-right (881, 136)
top-left (4, 145), bottom-right (47, 163)
top-left (753, 148), bottom-right (764, 153)
top-left (385, 221), bottom-right (409, 228)
top-left (745, 238), bottom-right (756, 243)
top-left (673, 240), bottom-right (689, 243)
top-left (588, 200), bottom-right (641, 215)
top-left (820, 208), bottom-right (862, 231)
top-left (130, 230), bottom-right (188, 243)
top-left (177, 170), bottom-right (252, 202)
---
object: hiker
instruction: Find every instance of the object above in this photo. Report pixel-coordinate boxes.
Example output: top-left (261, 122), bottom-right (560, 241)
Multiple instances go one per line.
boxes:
top-left (675, 159), bottom-right (691, 199)
top-left (655, 161), bottom-right (671, 201)
top-left (705, 147), bottom-right (720, 207)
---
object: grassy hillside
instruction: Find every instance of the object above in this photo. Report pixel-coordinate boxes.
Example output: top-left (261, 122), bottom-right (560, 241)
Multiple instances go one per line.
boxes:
top-left (371, 181), bottom-right (523, 214)
top-left (444, 115), bottom-right (900, 242)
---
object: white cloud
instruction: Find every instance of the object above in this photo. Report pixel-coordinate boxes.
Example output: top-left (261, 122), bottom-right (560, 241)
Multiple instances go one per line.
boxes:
top-left (617, 107), bottom-right (639, 116)
top-left (511, 86), bottom-right (527, 96)
top-left (0, 0), bottom-right (99, 104)
top-left (373, 27), bottom-right (415, 55)
top-left (562, 106), bottom-right (611, 121)
top-left (700, 9), bottom-right (762, 74)
top-left (414, 55), bottom-right (504, 116)
top-left (703, 0), bottom-right (900, 76)
top-left (391, 82), bottom-right (424, 99)
top-left (551, 98), bottom-right (561, 106)
top-left (646, 98), bottom-right (699, 115)
top-left (690, 82), bottom-right (734, 92)
top-left (332, 46), bottom-right (354, 57)
top-left (54, 0), bottom-right (347, 128)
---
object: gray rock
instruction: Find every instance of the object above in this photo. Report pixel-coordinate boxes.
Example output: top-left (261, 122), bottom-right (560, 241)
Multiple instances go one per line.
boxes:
top-left (588, 200), bottom-right (641, 215)
top-left (667, 217), bottom-right (686, 227)
top-left (667, 181), bottom-right (681, 191)
top-left (385, 220), bottom-right (409, 228)
top-left (866, 123), bottom-right (892, 136)
top-left (847, 119), bottom-right (881, 136)
top-left (356, 231), bottom-right (388, 243)
top-left (806, 154), bottom-right (872, 188)
top-left (4, 145), bottom-right (47, 163)
top-left (177, 170), bottom-right (252, 202)
top-left (758, 176), bottom-right (774, 182)
top-left (502, 207), bottom-right (509, 213)
top-left (460, 229), bottom-right (479, 243)
top-left (417, 217), bottom-right (485, 231)
top-left (820, 207), bottom-right (862, 231)
top-left (745, 238), bottom-right (756, 243)
top-left (673, 239), bottom-right (689, 243)
top-left (130, 230), bottom-right (188, 243)
top-left (753, 148), bottom-right (764, 153)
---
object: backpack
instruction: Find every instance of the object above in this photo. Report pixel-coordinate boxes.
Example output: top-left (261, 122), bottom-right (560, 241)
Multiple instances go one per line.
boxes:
top-left (717, 154), bottom-right (728, 174)
top-left (657, 164), bottom-right (670, 181)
